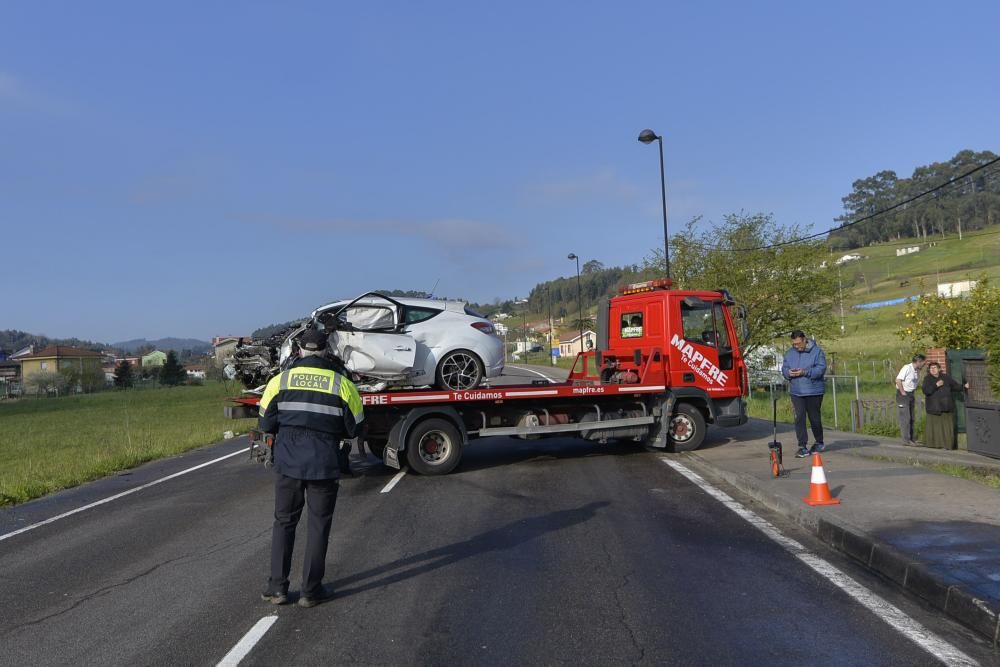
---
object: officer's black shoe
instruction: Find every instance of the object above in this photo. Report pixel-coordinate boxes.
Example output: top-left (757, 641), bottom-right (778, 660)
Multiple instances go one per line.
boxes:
top-left (260, 590), bottom-right (289, 605)
top-left (298, 586), bottom-right (335, 608)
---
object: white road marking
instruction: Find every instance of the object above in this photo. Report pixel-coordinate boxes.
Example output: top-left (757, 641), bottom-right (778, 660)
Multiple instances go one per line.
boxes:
top-left (660, 459), bottom-right (977, 667)
top-left (216, 615), bottom-right (278, 667)
top-left (0, 447), bottom-right (248, 543)
top-left (380, 470), bottom-right (407, 494)
top-left (508, 365), bottom-right (558, 383)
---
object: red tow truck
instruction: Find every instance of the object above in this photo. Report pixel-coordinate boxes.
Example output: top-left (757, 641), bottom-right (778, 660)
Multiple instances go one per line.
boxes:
top-left (228, 279), bottom-right (749, 475)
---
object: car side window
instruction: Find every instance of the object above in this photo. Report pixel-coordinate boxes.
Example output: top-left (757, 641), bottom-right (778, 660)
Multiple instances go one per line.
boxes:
top-left (344, 306), bottom-right (396, 330)
top-left (404, 306), bottom-right (443, 324)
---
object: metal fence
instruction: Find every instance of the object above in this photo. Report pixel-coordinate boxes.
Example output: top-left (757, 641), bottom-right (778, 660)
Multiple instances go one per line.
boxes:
top-left (762, 374), bottom-right (860, 431)
top-left (851, 397), bottom-right (924, 433)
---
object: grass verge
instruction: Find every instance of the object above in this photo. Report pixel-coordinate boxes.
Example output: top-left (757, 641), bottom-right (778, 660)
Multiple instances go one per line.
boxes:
top-left (864, 455), bottom-right (1000, 489)
top-left (0, 381), bottom-right (255, 506)
top-left (928, 463), bottom-right (1000, 489)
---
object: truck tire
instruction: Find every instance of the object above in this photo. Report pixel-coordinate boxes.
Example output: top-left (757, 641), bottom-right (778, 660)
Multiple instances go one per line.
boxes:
top-left (366, 439), bottom-right (387, 460)
top-left (405, 418), bottom-right (463, 475)
top-left (668, 403), bottom-right (706, 452)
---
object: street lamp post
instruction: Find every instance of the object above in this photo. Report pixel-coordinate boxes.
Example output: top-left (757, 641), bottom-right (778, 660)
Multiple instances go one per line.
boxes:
top-left (638, 129), bottom-right (670, 279)
top-left (522, 300), bottom-right (529, 364)
top-left (567, 253), bottom-right (584, 354)
top-left (546, 284), bottom-right (555, 366)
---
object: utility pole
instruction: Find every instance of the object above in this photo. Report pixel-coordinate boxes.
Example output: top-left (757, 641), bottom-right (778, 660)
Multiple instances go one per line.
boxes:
top-left (546, 285), bottom-right (555, 366)
top-left (838, 264), bottom-right (846, 335)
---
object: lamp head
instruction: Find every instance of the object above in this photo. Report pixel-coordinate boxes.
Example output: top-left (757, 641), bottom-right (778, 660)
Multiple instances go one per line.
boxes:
top-left (567, 253), bottom-right (577, 260)
top-left (638, 129), bottom-right (659, 144)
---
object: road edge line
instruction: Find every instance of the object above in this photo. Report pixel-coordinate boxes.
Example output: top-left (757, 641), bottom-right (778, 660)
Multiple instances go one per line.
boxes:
top-left (682, 450), bottom-right (1000, 648)
top-left (660, 458), bottom-right (978, 666)
top-left (0, 448), bottom-right (247, 543)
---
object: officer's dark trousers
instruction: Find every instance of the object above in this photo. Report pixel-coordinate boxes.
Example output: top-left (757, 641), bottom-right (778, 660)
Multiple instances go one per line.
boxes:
top-left (791, 394), bottom-right (824, 448)
top-left (269, 474), bottom-right (339, 598)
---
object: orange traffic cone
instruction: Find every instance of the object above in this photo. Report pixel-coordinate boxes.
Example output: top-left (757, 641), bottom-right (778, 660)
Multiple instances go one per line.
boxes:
top-left (803, 453), bottom-right (841, 506)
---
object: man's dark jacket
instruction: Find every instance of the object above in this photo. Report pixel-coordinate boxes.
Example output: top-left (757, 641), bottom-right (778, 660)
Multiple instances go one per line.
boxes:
top-left (258, 355), bottom-right (365, 480)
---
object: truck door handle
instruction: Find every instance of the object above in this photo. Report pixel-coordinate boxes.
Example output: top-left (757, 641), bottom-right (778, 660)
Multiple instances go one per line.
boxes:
top-left (394, 346), bottom-right (413, 352)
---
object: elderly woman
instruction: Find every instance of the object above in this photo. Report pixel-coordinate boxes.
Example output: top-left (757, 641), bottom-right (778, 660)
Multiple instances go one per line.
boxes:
top-left (921, 362), bottom-right (967, 449)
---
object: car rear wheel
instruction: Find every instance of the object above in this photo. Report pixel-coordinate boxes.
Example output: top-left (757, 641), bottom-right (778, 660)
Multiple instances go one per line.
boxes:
top-left (435, 349), bottom-right (484, 391)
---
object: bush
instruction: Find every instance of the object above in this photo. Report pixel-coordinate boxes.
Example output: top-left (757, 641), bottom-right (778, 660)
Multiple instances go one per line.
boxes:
top-left (861, 422), bottom-right (898, 437)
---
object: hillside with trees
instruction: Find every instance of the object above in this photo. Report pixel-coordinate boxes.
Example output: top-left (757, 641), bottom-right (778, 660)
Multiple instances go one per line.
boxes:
top-left (0, 330), bottom-right (106, 354)
top-left (830, 149), bottom-right (1000, 248)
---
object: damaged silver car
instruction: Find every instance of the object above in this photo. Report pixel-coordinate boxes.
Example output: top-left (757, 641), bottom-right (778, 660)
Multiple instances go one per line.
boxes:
top-left (226, 292), bottom-right (504, 393)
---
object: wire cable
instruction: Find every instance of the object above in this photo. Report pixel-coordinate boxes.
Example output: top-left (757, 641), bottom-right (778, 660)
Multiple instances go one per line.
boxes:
top-left (678, 157), bottom-right (1000, 253)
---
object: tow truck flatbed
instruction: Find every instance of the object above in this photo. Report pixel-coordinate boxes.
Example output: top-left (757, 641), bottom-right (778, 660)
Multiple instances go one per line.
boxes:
top-left (229, 279), bottom-right (750, 475)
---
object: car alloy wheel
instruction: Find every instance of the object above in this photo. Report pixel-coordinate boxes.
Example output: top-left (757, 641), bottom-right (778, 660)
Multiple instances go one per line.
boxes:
top-left (436, 350), bottom-right (484, 391)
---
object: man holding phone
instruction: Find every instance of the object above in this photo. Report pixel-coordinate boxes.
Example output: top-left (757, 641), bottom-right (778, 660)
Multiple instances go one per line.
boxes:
top-left (781, 330), bottom-right (828, 458)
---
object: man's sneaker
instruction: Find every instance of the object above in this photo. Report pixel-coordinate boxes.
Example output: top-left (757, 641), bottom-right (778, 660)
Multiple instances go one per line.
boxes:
top-left (260, 591), bottom-right (289, 605)
top-left (810, 443), bottom-right (825, 454)
top-left (298, 586), bottom-right (336, 608)
top-left (795, 447), bottom-right (811, 458)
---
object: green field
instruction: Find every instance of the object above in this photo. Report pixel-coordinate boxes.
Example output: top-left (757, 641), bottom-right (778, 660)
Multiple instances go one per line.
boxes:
top-left (826, 226), bottom-right (1000, 359)
top-left (0, 382), bottom-right (255, 506)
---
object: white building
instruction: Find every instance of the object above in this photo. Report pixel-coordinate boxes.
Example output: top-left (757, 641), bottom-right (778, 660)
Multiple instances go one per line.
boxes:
top-left (937, 280), bottom-right (976, 298)
top-left (558, 330), bottom-right (596, 357)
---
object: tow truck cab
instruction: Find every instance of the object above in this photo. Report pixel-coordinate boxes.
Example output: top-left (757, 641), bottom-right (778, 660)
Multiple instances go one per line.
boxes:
top-left (569, 278), bottom-right (749, 431)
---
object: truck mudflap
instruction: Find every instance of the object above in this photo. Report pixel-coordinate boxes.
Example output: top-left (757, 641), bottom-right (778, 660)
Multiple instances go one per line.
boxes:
top-left (646, 395), bottom-right (676, 449)
top-left (383, 444), bottom-right (401, 470)
top-left (712, 396), bottom-right (748, 427)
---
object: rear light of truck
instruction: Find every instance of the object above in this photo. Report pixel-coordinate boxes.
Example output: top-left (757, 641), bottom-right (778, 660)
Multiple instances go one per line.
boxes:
top-left (471, 322), bottom-right (496, 336)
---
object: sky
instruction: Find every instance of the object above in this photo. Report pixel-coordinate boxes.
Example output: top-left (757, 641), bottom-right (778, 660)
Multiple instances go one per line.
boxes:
top-left (2, 1), bottom-right (997, 343)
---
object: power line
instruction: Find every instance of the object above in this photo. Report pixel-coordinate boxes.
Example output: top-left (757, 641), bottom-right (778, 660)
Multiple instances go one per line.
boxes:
top-left (678, 157), bottom-right (1000, 253)
top-left (828, 226), bottom-right (1000, 250)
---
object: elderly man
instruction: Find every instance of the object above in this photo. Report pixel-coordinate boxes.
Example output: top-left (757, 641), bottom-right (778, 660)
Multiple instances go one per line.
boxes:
top-left (258, 327), bottom-right (364, 608)
top-left (895, 354), bottom-right (926, 446)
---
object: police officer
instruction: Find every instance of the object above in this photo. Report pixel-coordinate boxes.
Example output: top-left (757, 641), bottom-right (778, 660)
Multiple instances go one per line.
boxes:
top-left (258, 327), bottom-right (364, 608)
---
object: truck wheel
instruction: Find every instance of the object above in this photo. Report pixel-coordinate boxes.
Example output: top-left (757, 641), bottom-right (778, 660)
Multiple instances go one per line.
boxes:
top-left (668, 403), bottom-right (706, 452)
top-left (366, 439), bottom-right (387, 460)
top-left (405, 418), bottom-right (463, 475)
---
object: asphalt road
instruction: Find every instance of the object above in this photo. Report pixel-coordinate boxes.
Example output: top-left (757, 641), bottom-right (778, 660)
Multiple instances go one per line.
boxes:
top-left (0, 368), bottom-right (994, 666)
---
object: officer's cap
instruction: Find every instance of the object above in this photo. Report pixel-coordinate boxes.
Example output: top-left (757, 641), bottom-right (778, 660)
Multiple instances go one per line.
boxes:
top-left (299, 328), bottom-right (328, 351)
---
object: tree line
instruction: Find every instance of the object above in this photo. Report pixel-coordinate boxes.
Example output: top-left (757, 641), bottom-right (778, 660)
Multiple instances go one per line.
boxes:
top-left (0, 329), bottom-right (106, 354)
top-left (830, 149), bottom-right (1000, 248)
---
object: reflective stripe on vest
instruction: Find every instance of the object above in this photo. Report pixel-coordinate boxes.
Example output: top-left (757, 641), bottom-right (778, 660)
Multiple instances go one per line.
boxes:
top-left (276, 401), bottom-right (344, 416)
